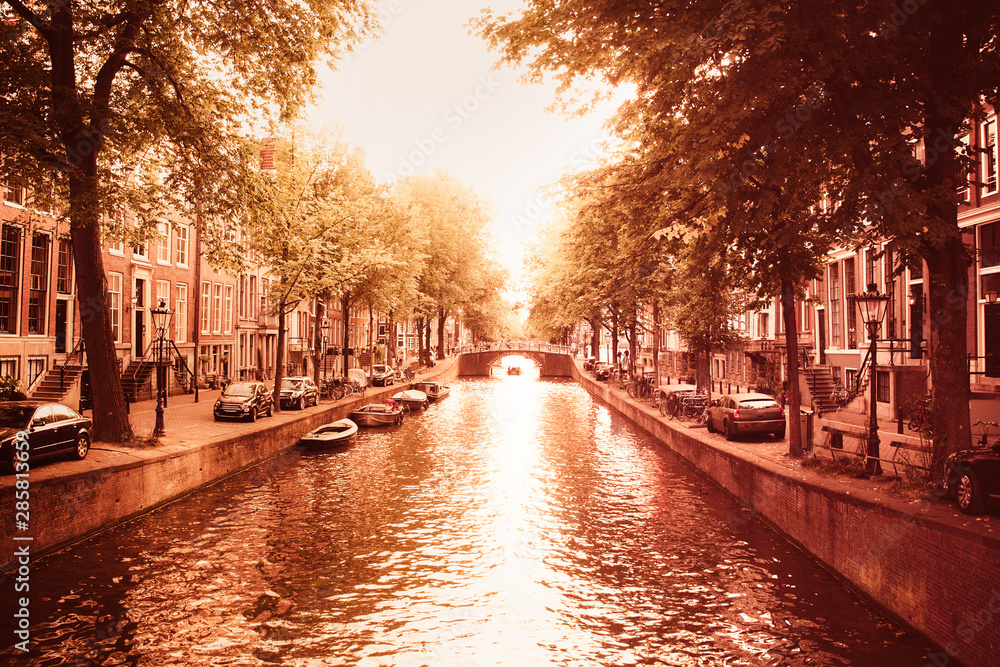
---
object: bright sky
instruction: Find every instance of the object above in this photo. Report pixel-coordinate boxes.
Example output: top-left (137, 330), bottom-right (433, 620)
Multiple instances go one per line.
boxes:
top-left (308, 0), bottom-right (618, 295)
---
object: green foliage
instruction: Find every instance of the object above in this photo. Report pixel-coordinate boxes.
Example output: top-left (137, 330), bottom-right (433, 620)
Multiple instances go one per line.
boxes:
top-left (0, 376), bottom-right (24, 401)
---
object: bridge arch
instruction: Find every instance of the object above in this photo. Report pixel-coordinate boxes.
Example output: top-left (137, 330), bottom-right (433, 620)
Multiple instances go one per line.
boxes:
top-left (456, 346), bottom-right (574, 377)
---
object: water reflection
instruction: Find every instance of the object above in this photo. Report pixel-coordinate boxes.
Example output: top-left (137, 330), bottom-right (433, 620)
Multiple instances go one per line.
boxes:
top-left (2, 375), bottom-right (930, 665)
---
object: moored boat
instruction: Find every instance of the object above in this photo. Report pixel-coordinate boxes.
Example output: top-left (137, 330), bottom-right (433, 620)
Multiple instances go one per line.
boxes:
top-left (299, 418), bottom-right (358, 448)
top-left (507, 366), bottom-right (521, 375)
top-left (391, 389), bottom-right (429, 411)
top-left (349, 403), bottom-right (404, 427)
top-left (411, 381), bottom-right (450, 401)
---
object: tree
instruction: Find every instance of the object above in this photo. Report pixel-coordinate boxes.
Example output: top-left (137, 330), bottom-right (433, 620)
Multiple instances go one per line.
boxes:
top-left (251, 128), bottom-right (380, 410)
top-left (478, 0), bottom-right (1000, 473)
top-left (0, 0), bottom-right (376, 441)
top-left (396, 170), bottom-right (497, 361)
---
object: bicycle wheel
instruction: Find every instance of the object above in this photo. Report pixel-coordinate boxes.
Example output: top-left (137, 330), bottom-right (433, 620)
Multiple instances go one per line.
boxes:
top-left (677, 404), bottom-right (691, 422)
top-left (627, 381), bottom-right (639, 398)
top-left (659, 400), bottom-right (670, 417)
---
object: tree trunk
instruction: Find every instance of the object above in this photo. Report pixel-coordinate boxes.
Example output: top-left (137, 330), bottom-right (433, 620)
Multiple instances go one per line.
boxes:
top-left (925, 237), bottom-right (972, 477)
top-left (68, 175), bottom-right (132, 441)
top-left (416, 317), bottom-right (425, 366)
top-left (781, 275), bottom-right (803, 457)
top-left (312, 298), bottom-right (323, 388)
top-left (437, 307), bottom-right (447, 359)
top-left (652, 302), bottom-right (661, 387)
top-left (271, 286), bottom-right (288, 412)
top-left (341, 291), bottom-right (351, 379)
top-left (49, 12), bottom-right (132, 441)
top-left (367, 302), bottom-right (375, 376)
top-left (628, 317), bottom-right (637, 382)
top-left (425, 319), bottom-right (433, 365)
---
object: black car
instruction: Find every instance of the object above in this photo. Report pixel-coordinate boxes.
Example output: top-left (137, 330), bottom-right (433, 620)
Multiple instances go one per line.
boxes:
top-left (944, 442), bottom-right (1000, 515)
top-left (593, 363), bottom-right (612, 381)
top-left (1, 401), bottom-right (93, 473)
top-left (279, 377), bottom-right (319, 410)
top-left (370, 364), bottom-right (395, 387)
top-left (213, 382), bottom-right (274, 422)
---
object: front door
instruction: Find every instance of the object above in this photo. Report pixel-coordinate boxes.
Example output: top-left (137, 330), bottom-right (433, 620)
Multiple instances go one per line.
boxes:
top-left (135, 278), bottom-right (145, 357)
top-left (986, 303), bottom-right (1000, 378)
top-left (55, 300), bottom-right (68, 354)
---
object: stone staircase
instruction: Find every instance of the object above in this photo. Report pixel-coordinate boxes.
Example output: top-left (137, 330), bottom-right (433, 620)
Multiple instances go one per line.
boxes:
top-left (121, 359), bottom-right (155, 402)
top-left (30, 364), bottom-right (84, 402)
top-left (802, 365), bottom-right (842, 415)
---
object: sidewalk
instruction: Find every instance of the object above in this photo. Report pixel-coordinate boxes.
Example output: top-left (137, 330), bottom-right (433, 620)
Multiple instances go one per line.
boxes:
top-left (90, 360), bottom-right (453, 446)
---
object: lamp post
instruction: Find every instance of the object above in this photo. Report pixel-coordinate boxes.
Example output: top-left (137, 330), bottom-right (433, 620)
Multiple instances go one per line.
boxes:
top-left (986, 290), bottom-right (999, 304)
top-left (150, 300), bottom-right (174, 437)
top-left (854, 283), bottom-right (891, 477)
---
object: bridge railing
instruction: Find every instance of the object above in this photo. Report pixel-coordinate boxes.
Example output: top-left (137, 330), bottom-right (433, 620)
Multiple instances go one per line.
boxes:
top-left (458, 342), bottom-right (572, 355)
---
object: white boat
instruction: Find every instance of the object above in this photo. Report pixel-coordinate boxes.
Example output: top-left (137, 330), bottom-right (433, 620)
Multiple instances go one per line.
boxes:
top-left (411, 381), bottom-right (450, 401)
top-left (299, 419), bottom-right (358, 448)
top-left (391, 389), bottom-right (429, 411)
top-left (349, 403), bottom-right (404, 427)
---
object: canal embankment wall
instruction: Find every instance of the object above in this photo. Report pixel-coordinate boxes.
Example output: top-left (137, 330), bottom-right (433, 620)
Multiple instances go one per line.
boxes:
top-left (1, 364), bottom-right (461, 576)
top-left (572, 364), bottom-right (999, 667)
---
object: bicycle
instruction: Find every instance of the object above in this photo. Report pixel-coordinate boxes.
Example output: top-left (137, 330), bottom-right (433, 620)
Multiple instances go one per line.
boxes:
top-left (627, 373), bottom-right (655, 399)
top-left (676, 393), bottom-right (708, 422)
top-left (907, 396), bottom-right (932, 433)
top-left (973, 419), bottom-right (1000, 447)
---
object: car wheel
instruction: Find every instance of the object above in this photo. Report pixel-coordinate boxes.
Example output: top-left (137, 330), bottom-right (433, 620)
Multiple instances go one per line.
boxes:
top-left (774, 428), bottom-right (786, 440)
top-left (957, 470), bottom-right (987, 515)
top-left (265, 403), bottom-right (273, 417)
top-left (706, 416), bottom-right (716, 433)
top-left (724, 419), bottom-right (737, 441)
top-left (73, 432), bottom-right (91, 460)
top-left (248, 407), bottom-right (257, 422)
top-left (298, 396), bottom-right (305, 410)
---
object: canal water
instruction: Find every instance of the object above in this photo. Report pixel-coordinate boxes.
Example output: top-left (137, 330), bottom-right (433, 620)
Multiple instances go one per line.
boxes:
top-left (3, 359), bottom-right (932, 665)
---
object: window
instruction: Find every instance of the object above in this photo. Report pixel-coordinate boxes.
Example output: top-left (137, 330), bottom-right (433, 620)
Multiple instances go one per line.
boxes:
top-left (27, 358), bottom-right (45, 389)
top-left (28, 233), bottom-right (49, 334)
top-left (224, 284), bottom-right (233, 333)
top-left (57, 239), bottom-right (73, 294)
top-left (156, 280), bottom-right (170, 310)
top-left (0, 225), bottom-right (21, 334)
top-left (175, 224), bottom-right (189, 266)
top-left (758, 312), bottom-right (769, 338)
top-left (249, 275), bottom-right (257, 319)
top-left (175, 283), bottom-right (188, 343)
top-left (3, 181), bottom-right (24, 206)
top-left (958, 133), bottom-right (971, 202)
top-left (108, 272), bottom-right (122, 342)
top-left (239, 276), bottom-right (247, 320)
top-left (983, 117), bottom-right (998, 194)
top-left (830, 262), bottom-right (841, 347)
top-left (876, 370), bottom-right (890, 404)
top-left (0, 358), bottom-right (17, 379)
top-left (201, 281), bottom-right (211, 333)
top-left (213, 282), bottom-right (223, 333)
top-left (982, 222), bottom-right (1000, 270)
top-left (157, 220), bottom-right (170, 264)
top-left (845, 257), bottom-right (857, 348)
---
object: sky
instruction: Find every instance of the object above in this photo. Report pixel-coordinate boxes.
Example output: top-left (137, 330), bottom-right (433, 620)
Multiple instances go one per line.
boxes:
top-left (308, 0), bottom-right (619, 295)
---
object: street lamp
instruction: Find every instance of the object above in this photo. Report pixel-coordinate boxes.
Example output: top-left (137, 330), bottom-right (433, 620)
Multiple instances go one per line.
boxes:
top-left (854, 282), bottom-right (891, 477)
top-left (150, 300), bottom-right (174, 437)
top-left (986, 289), bottom-right (999, 304)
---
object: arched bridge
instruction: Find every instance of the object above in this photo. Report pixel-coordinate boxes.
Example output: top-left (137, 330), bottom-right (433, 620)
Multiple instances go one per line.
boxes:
top-left (457, 343), bottom-right (575, 377)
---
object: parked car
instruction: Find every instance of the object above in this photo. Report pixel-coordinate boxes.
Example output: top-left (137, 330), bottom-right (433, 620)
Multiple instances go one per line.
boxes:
top-left (944, 443), bottom-right (1000, 515)
top-left (370, 364), bottom-right (395, 387)
top-left (705, 392), bottom-right (786, 440)
top-left (1, 401), bottom-right (93, 473)
top-left (213, 381), bottom-right (273, 422)
top-left (593, 362), bottom-right (613, 381)
top-left (279, 377), bottom-right (320, 410)
top-left (583, 357), bottom-right (597, 371)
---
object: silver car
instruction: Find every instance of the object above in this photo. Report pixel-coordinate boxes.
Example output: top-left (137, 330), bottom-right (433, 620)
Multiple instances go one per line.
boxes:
top-left (706, 392), bottom-right (786, 440)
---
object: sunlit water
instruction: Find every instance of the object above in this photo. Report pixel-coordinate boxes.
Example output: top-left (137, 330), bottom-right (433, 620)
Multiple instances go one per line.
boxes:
top-left (2, 359), bottom-right (931, 665)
